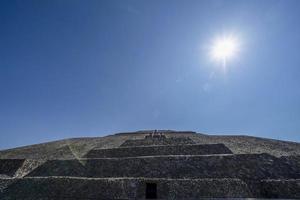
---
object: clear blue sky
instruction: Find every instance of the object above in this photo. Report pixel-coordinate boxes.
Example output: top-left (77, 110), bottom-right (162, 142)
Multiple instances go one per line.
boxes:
top-left (1, 0), bottom-right (300, 149)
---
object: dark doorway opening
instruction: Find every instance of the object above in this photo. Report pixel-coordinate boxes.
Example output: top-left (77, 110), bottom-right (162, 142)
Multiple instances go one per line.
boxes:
top-left (146, 183), bottom-right (157, 199)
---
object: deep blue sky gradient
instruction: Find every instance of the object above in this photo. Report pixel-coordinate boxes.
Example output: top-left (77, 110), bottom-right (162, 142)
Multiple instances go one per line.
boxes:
top-left (1, 0), bottom-right (300, 149)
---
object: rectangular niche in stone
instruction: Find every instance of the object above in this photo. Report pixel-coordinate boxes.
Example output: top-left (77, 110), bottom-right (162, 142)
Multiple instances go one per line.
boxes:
top-left (146, 182), bottom-right (157, 199)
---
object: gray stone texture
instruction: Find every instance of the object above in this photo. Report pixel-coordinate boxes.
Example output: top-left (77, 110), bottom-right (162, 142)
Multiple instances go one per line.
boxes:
top-left (120, 137), bottom-right (195, 147)
top-left (84, 143), bottom-right (233, 158)
top-left (0, 177), bottom-right (253, 199)
top-left (0, 159), bottom-right (25, 177)
top-left (1, 131), bottom-right (300, 199)
top-left (27, 154), bottom-right (300, 181)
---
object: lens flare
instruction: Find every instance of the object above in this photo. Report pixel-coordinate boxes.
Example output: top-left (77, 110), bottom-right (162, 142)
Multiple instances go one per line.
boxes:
top-left (210, 35), bottom-right (240, 69)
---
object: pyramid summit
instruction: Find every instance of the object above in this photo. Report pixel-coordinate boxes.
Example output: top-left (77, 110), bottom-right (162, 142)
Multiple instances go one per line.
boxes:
top-left (0, 130), bottom-right (300, 199)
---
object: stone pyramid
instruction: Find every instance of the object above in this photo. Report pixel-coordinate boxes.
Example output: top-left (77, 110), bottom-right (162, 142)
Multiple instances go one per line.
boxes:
top-left (0, 130), bottom-right (300, 199)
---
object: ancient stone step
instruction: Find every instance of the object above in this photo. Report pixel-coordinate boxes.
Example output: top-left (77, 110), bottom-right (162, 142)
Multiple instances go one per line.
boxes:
top-left (27, 154), bottom-right (300, 181)
top-left (84, 144), bottom-right (233, 158)
top-left (0, 159), bottom-right (25, 177)
top-left (260, 179), bottom-right (300, 199)
top-left (0, 177), bottom-right (253, 199)
top-left (120, 136), bottom-right (195, 147)
top-left (2, 177), bottom-right (299, 199)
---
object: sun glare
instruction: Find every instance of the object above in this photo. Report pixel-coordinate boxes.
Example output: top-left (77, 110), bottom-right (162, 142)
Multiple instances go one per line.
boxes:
top-left (210, 35), bottom-right (240, 68)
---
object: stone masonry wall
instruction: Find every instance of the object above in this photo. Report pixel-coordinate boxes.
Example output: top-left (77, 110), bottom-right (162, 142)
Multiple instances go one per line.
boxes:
top-left (260, 179), bottom-right (300, 199)
top-left (2, 177), bottom-right (300, 199)
top-left (0, 177), bottom-right (252, 199)
top-left (84, 144), bottom-right (232, 158)
top-left (0, 159), bottom-right (25, 177)
top-left (27, 154), bottom-right (300, 181)
top-left (120, 137), bottom-right (195, 147)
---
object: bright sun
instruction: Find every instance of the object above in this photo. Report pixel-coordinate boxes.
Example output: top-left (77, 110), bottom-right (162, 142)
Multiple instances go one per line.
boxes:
top-left (210, 35), bottom-right (239, 67)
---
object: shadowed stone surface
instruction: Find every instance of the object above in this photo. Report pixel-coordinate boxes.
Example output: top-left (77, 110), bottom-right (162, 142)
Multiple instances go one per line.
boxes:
top-left (260, 179), bottom-right (300, 199)
top-left (84, 143), bottom-right (233, 158)
top-left (0, 159), bottom-right (25, 177)
top-left (27, 154), bottom-right (300, 181)
top-left (120, 136), bottom-right (195, 147)
top-left (1, 177), bottom-right (300, 199)
top-left (1, 130), bottom-right (300, 199)
top-left (1, 131), bottom-right (300, 159)
top-left (0, 177), bottom-right (252, 199)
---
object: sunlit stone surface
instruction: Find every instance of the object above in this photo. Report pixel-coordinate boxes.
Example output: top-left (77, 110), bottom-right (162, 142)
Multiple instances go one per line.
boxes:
top-left (0, 130), bottom-right (300, 199)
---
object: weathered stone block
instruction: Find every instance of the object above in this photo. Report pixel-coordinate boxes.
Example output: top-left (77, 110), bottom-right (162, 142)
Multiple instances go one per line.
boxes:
top-left (120, 137), bottom-right (195, 147)
top-left (260, 179), bottom-right (300, 198)
top-left (0, 177), bottom-right (252, 199)
top-left (27, 154), bottom-right (300, 182)
top-left (0, 159), bottom-right (25, 177)
top-left (84, 143), bottom-right (233, 158)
